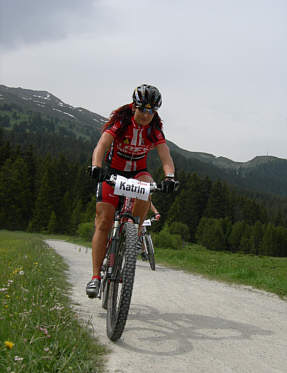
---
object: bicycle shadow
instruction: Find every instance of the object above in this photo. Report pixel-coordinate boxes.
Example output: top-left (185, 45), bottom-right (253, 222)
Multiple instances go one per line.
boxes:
top-left (107, 304), bottom-right (273, 355)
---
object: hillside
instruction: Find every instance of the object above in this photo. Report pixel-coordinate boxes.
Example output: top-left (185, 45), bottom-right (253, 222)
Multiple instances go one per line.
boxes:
top-left (0, 84), bottom-right (105, 135)
top-left (1, 84), bottom-right (287, 197)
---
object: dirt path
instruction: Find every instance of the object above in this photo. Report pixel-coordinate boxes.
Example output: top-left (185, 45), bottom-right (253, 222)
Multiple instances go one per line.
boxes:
top-left (45, 240), bottom-right (287, 373)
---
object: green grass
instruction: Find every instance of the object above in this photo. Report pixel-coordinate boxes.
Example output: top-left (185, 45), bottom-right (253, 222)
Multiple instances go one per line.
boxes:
top-left (154, 244), bottom-right (287, 298)
top-left (49, 233), bottom-right (287, 299)
top-left (0, 231), bottom-right (106, 373)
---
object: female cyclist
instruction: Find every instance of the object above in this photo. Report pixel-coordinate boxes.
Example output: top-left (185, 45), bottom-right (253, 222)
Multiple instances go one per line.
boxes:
top-left (86, 84), bottom-right (177, 298)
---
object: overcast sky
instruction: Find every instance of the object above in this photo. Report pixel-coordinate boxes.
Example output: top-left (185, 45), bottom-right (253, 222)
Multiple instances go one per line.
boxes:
top-left (0, 0), bottom-right (286, 162)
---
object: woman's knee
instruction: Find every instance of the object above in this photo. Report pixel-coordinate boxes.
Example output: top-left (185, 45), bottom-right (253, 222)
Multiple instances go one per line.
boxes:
top-left (95, 203), bottom-right (115, 232)
top-left (95, 217), bottom-right (112, 232)
top-left (136, 175), bottom-right (153, 183)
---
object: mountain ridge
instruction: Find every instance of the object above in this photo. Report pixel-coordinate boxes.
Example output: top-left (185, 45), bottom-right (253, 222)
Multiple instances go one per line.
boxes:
top-left (1, 84), bottom-right (285, 167)
top-left (166, 140), bottom-right (285, 170)
top-left (1, 84), bottom-right (287, 197)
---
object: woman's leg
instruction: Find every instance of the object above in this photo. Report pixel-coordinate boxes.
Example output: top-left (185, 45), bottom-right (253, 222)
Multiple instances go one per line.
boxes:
top-left (132, 173), bottom-right (153, 225)
top-left (92, 202), bottom-right (115, 277)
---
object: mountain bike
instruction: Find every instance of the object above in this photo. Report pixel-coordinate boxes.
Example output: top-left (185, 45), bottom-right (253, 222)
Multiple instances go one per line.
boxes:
top-left (139, 216), bottom-right (158, 271)
top-left (99, 174), bottom-right (160, 341)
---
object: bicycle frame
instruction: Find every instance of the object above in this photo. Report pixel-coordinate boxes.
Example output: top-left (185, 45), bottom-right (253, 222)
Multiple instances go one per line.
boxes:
top-left (105, 200), bottom-right (139, 282)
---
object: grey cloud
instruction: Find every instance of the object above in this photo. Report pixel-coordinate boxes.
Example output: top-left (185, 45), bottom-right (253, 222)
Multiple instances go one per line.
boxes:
top-left (0, 0), bottom-right (97, 48)
top-left (1, 0), bottom-right (286, 161)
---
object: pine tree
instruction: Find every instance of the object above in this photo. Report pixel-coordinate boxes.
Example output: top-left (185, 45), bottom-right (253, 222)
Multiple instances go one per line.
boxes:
top-left (260, 223), bottom-right (277, 256)
top-left (250, 221), bottom-right (264, 255)
top-left (228, 221), bottom-right (247, 252)
top-left (48, 211), bottom-right (57, 234)
top-left (220, 217), bottom-right (233, 251)
top-left (84, 196), bottom-right (97, 223)
top-left (204, 180), bottom-right (231, 219)
top-left (0, 157), bottom-right (32, 229)
top-left (239, 224), bottom-right (253, 254)
top-left (0, 141), bottom-right (12, 167)
top-left (167, 173), bottom-right (209, 240)
top-left (29, 160), bottom-right (58, 231)
top-left (195, 217), bottom-right (226, 251)
top-left (241, 199), bottom-right (267, 225)
top-left (58, 191), bottom-right (72, 233)
top-left (70, 199), bottom-right (83, 235)
top-left (276, 226), bottom-right (287, 257)
top-left (274, 209), bottom-right (286, 227)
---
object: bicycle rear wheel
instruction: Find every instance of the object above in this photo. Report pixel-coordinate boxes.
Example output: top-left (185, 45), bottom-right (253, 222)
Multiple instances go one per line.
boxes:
top-left (144, 234), bottom-right (155, 271)
top-left (106, 222), bottom-right (138, 341)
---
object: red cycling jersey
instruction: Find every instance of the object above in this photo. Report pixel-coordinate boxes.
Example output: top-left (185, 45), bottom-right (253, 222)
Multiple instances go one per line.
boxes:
top-left (104, 117), bottom-right (166, 172)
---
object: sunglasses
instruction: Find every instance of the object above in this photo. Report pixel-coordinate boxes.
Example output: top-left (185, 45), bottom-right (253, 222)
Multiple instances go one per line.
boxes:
top-left (136, 106), bottom-right (157, 114)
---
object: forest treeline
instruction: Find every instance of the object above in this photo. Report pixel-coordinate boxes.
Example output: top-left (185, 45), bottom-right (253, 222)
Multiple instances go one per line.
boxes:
top-left (2, 101), bottom-right (287, 199)
top-left (1, 139), bottom-right (287, 257)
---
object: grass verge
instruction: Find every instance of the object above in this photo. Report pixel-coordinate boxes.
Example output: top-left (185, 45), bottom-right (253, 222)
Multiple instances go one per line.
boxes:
top-left (0, 230), bottom-right (106, 373)
top-left (155, 244), bottom-right (287, 298)
top-left (48, 233), bottom-right (287, 299)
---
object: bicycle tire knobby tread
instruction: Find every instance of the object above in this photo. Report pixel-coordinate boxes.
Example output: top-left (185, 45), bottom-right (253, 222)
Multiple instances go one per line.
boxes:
top-left (107, 222), bottom-right (138, 341)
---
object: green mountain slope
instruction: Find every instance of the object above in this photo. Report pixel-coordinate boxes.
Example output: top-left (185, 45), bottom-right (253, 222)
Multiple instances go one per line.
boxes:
top-left (1, 84), bottom-right (287, 197)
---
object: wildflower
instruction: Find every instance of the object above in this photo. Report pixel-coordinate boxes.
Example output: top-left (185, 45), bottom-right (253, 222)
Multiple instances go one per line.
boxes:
top-left (19, 271), bottom-right (25, 275)
top-left (50, 304), bottom-right (64, 311)
top-left (39, 326), bottom-right (49, 335)
top-left (44, 347), bottom-right (49, 352)
top-left (14, 356), bottom-right (24, 361)
top-left (4, 341), bottom-right (14, 349)
top-left (0, 288), bottom-right (8, 292)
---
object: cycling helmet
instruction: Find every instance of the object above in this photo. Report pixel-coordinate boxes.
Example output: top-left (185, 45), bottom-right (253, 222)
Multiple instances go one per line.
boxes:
top-left (132, 84), bottom-right (162, 110)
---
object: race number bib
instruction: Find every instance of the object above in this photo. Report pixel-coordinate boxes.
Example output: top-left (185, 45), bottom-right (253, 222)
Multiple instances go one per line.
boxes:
top-left (114, 175), bottom-right (150, 201)
top-left (142, 219), bottom-right (152, 226)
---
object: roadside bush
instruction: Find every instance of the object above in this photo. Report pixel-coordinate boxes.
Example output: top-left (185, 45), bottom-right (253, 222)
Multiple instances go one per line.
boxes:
top-left (152, 228), bottom-right (182, 250)
top-left (77, 222), bottom-right (94, 241)
top-left (195, 217), bottom-right (226, 251)
top-left (169, 221), bottom-right (190, 241)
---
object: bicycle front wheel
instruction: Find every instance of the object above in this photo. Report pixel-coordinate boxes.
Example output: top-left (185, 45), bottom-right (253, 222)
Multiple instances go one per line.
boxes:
top-left (144, 234), bottom-right (155, 271)
top-left (106, 222), bottom-right (138, 341)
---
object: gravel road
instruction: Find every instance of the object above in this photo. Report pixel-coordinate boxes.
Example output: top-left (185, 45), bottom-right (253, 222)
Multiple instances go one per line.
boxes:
top-left (45, 240), bottom-right (287, 373)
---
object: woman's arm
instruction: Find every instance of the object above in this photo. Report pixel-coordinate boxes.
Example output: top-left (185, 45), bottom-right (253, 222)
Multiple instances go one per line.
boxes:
top-left (156, 143), bottom-right (175, 176)
top-left (150, 201), bottom-right (158, 214)
top-left (150, 201), bottom-right (161, 220)
top-left (92, 132), bottom-right (114, 167)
